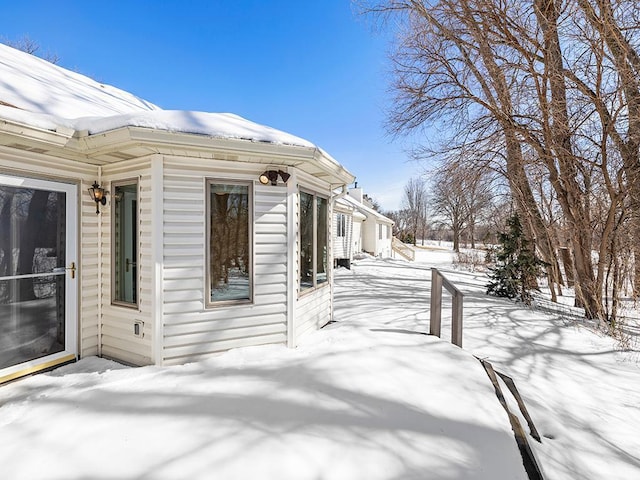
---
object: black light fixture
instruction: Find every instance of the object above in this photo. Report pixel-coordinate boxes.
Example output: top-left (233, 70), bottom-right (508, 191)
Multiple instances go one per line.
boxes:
top-left (88, 181), bottom-right (108, 214)
top-left (259, 169), bottom-right (291, 186)
top-left (259, 170), bottom-right (279, 185)
top-left (278, 169), bottom-right (291, 183)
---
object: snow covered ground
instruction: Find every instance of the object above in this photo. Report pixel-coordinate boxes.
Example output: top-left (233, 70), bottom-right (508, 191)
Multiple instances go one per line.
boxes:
top-left (1, 249), bottom-right (638, 479)
top-left (337, 248), bottom-right (640, 480)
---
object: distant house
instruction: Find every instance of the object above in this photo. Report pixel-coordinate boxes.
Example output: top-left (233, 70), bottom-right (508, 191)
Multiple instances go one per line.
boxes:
top-left (333, 196), bottom-right (366, 268)
top-left (332, 187), bottom-right (394, 265)
top-left (0, 43), bottom-right (354, 383)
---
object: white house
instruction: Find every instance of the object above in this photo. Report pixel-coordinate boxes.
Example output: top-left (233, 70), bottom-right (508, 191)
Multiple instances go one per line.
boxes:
top-left (332, 188), bottom-right (394, 262)
top-left (332, 196), bottom-right (366, 268)
top-left (0, 43), bottom-right (354, 383)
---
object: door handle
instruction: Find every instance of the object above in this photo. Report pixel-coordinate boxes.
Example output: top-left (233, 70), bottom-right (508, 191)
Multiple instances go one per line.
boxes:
top-left (126, 258), bottom-right (137, 272)
top-left (52, 262), bottom-right (76, 279)
top-left (66, 261), bottom-right (76, 279)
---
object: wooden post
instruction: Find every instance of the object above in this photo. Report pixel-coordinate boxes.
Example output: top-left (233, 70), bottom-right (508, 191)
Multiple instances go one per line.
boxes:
top-left (430, 268), bottom-right (442, 338)
top-left (452, 291), bottom-right (463, 348)
top-left (430, 267), bottom-right (463, 347)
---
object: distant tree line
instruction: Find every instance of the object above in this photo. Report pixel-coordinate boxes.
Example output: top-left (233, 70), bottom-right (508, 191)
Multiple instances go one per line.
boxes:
top-left (359, 0), bottom-right (640, 324)
top-left (386, 168), bottom-right (500, 252)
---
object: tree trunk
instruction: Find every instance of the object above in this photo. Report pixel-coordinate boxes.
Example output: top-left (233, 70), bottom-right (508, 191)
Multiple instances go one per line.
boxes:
top-left (576, 0), bottom-right (640, 299)
top-left (456, 0), bottom-right (562, 299)
top-left (535, 0), bottom-right (603, 319)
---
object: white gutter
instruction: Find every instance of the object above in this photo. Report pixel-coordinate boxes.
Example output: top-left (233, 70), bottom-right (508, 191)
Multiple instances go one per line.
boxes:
top-left (0, 117), bottom-right (74, 146)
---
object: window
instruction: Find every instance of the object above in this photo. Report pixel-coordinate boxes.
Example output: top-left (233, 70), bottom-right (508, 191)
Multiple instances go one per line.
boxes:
top-left (207, 181), bottom-right (252, 304)
top-left (337, 213), bottom-right (346, 237)
top-left (112, 180), bottom-right (138, 307)
top-left (378, 223), bottom-right (383, 240)
top-left (317, 197), bottom-right (328, 285)
top-left (300, 191), bottom-right (328, 291)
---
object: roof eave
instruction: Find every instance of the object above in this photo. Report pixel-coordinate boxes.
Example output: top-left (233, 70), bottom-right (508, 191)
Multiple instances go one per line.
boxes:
top-left (0, 117), bottom-right (74, 148)
top-left (80, 126), bottom-right (356, 184)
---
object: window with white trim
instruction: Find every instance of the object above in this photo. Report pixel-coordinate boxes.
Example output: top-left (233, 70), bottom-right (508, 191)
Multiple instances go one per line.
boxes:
top-left (112, 180), bottom-right (138, 307)
top-left (206, 180), bottom-right (252, 305)
top-left (337, 213), bottom-right (346, 237)
top-left (300, 191), bottom-right (328, 291)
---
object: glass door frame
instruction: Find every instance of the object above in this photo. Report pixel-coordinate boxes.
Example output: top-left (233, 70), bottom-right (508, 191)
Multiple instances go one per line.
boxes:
top-left (0, 173), bottom-right (78, 383)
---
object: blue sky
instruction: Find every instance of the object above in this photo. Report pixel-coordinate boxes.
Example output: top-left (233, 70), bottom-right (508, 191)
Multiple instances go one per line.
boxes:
top-left (3, 0), bottom-right (426, 210)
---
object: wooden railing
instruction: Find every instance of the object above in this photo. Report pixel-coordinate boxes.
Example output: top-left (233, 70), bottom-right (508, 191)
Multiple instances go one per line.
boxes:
top-left (429, 268), bottom-right (463, 347)
top-left (392, 237), bottom-right (415, 261)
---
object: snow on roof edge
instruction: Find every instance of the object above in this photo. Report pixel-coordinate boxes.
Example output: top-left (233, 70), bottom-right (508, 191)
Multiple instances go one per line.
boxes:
top-left (73, 110), bottom-right (317, 149)
top-left (0, 42), bottom-right (355, 178)
top-left (341, 194), bottom-right (394, 224)
top-left (0, 105), bottom-right (316, 149)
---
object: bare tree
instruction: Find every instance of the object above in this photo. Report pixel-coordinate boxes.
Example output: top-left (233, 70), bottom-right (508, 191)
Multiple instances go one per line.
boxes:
top-left (430, 169), bottom-right (467, 252)
top-left (358, 0), bottom-right (562, 281)
top-left (3, 35), bottom-right (60, 64)
top-left (357, 0), bottom-right (640, 320)
top-left (573, 0), bottom-right (640, 299)
top-left (401, 176), bottom-right (429, 245)
top-left (430, 158), bottom-right (493, 251)
top-left (385, 208), bottom-right (412, 240)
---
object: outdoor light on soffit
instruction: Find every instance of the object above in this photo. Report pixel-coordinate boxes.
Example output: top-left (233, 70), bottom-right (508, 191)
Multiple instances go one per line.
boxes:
top-left (278, 170), bottom-right (291, 183)
top-left (259, 169), bottom-right (291, 186)
top-left (88, 181), bottom-right (108, 214)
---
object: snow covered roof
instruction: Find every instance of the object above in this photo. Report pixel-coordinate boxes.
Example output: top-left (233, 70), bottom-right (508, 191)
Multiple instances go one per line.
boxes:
top-left (335, 196), bottom-right (367, 219)
top-left (0, 42), bottom-right (340, 156)
top-left (340, 193), bottom-right (394, 225)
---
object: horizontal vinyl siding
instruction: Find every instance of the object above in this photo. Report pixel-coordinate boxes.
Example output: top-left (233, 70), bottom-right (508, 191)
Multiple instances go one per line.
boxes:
top-left (379, 235), bottom-right (393, 258)
top-left (362, 218), bottom-right (377, 255)
top-left (352, 220), bottom-right (363, 255)
top-left (332, 211), bottom-right (352, 261)
top-left (296, 206), bottom-right (333, 344)
top-left (292, 179), bottom-right (334, 345)
top-left (100, 160), bottom-right (153, 365)
top-left (0, 148), bottom-right (100, 359)
top-left (161, 158), bottom-right (288, 365)
top-left (80, 178), bottom-right (100, 358)
top-left (295, 286), bottom-right (331, 344)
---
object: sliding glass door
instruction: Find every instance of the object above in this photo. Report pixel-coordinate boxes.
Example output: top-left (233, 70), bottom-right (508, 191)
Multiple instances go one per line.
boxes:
top-left (0, 174), bottom-right (77, 381)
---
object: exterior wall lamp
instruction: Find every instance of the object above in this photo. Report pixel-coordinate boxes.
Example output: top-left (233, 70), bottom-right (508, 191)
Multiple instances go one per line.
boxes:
top-left (88, 181), bottom-right (108, 214)
top-left (259, 170), bottom-right (291, 186)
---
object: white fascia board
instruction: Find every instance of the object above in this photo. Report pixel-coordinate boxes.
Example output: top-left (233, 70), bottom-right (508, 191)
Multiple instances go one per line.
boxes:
top-left (76, 126), bottom-right (315, 161)
top-left (312, 148), bottom-right (355, 186)
top-left (342, 194), bottom-right (394, 224)
top-left (79, 126), bottom-right (356, 184)
top-left (353, 211), bottom-right (367, 221)
top-left (0, 117), bottom-right (73, 147)
top-left (129, 127), bottom-right (317, 160)
top-left (334, 202), bottom-right (354, 214)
